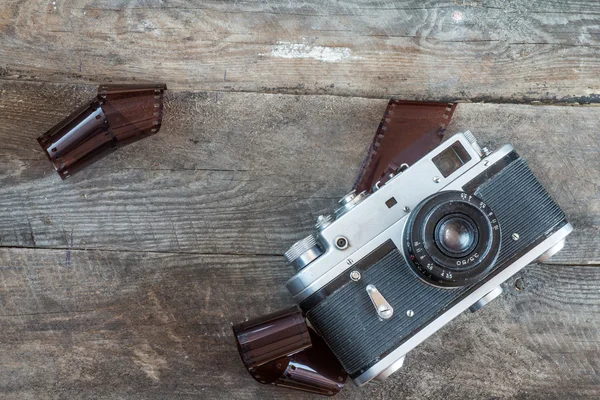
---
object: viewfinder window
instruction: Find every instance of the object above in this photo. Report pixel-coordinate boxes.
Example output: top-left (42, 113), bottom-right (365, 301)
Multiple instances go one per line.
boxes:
top-left (432, 141), bottom-right (472, 178)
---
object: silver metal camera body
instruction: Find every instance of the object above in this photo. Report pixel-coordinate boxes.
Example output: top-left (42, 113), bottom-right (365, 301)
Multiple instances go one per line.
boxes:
top-left (284, 132), bottom-right (572, 386)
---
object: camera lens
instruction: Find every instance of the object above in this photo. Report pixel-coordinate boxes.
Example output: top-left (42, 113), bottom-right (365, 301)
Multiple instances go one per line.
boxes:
top-left (404, 191), bottom-right (501, 287)
top-left (435, 214), bottom-right (478, 257)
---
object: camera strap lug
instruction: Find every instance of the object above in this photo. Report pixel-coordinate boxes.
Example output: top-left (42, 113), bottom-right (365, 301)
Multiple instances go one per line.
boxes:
top-left (366, 284), bottom-right (394, 320)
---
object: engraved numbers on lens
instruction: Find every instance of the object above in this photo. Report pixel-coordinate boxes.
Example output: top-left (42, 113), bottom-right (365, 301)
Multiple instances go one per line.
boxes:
top-left (456, 252), bottom-right (480, 266)
top-left (490, 219), bottom-right (499, 231)
top-left (440, 271), bottom-right (453, 279)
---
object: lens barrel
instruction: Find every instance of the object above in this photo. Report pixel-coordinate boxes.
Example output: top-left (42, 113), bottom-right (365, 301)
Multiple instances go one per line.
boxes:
top-left (404, 191), bottom-right (501, 287)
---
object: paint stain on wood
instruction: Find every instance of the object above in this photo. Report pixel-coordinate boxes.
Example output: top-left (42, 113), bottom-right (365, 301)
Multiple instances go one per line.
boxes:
top-left (268, 42), bottom-right (362, 63)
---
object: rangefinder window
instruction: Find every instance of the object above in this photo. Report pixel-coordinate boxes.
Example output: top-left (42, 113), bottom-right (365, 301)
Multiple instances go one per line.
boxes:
top-left (432, 141), bottom-right (472, 177)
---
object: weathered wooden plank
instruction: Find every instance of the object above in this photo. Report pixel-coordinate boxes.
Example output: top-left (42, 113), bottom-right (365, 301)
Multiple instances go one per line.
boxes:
top-left (1, 1), bottom-right (599, 101)
top-left (0, 3), bottom-right (597, 399)
top-left (0, 81), bottom-right (598, 265)
top-left (0, 81), bottom-right (380, 258)
top-left (0, 247), bottom-right (597, 399)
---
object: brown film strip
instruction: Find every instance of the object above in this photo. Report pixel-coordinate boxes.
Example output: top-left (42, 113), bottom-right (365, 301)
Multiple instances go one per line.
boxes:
top-left (232, 307), bottom-right (347, 396)
top-left (37, 83), bottom-right (166, 179)
top-left (233, 307), bottom-right (312, 370)
top-left (253, 328), bottom-right (347, 396)
top-left (353, 100), bottom-right (457, 193)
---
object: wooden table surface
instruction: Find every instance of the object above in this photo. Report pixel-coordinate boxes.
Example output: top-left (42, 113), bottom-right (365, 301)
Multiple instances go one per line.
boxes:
top-left (1, 1), bottom-right (599, 399)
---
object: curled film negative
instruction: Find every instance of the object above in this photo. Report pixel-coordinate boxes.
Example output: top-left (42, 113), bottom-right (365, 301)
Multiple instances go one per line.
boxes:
top-left (233, 307), bottom-right (347, 396)
top-left (37, 83), bottom-right (166, 179)
top-left (233, 307), bottom-right (312, 370)
top-left (353, 100), bottom-right (457, 193)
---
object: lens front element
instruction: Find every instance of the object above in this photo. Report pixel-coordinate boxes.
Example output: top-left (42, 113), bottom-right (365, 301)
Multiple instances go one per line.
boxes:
top-left (404, 191), bottom-right (501, 287)
top-left (435, 214), bottom-right (479, 258)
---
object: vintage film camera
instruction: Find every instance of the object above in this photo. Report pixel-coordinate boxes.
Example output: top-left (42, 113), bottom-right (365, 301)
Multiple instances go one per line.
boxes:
top-left (284, 131), bottom-right (572, 386)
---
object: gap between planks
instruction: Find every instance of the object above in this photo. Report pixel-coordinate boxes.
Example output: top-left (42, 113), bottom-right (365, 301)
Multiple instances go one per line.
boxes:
top-left (0, 244), bottom-right (598, 268)
top-left (1, 77), bottom-right (600, 106)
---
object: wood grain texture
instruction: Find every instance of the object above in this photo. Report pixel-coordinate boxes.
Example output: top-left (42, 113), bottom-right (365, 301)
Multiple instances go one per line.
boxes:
top-left (1, 1), bottom-right (599, 101)
top-left (0, 247), bottom-right (598, 399)
top-left (0, 81), bottom-right (598, 266)
top-left (1, 1), bottom-right (599, 398)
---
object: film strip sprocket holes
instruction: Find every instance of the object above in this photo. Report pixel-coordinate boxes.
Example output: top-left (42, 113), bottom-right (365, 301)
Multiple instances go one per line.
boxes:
top-left (97, 83), bottom-right (167, 146)
top-left (353, 100), bottom-right (457, 193)
top-left (37, 83), bottom-right (167, 179)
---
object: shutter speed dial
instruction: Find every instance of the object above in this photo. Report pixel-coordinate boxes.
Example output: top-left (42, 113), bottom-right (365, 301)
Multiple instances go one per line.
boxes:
top-left (335, 190), bottom-right (368, 218)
